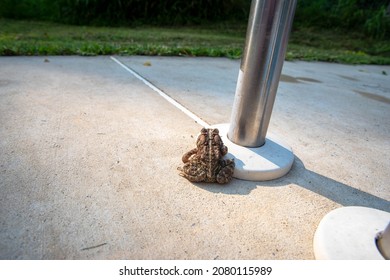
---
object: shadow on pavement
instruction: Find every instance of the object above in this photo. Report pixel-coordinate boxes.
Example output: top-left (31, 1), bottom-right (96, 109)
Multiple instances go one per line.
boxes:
top-left (197, 157), bottom-right (390, 213)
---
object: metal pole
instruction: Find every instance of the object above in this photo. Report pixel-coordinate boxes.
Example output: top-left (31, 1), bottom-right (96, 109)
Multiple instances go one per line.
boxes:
top-left (228, 0), bottom-right (297, 147)
top-left (377, 222), bottom-right (390, 260)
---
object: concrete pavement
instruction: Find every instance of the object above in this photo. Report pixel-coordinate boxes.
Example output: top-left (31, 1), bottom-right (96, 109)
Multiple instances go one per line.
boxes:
top-left (0, 56), bottom-right (389, 259)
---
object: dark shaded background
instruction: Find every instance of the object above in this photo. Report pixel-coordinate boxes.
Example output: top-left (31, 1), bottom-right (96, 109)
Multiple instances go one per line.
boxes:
top-left (0, 0), bottom-right (389, 38)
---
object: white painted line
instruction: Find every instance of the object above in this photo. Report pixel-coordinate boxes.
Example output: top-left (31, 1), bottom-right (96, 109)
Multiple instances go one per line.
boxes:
top-left (111, 56), bottom-right (210, 128)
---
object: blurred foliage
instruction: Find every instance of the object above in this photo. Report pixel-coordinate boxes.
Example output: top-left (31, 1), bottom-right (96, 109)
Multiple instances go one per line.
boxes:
top-left (0, 0), bottom-right (389, 38)
top-left (294, 0), bottom-right (390, 39)
top-left (2, 18), bottom-right (389, 64)
top-left (0, 0), bottom-right (250, 25)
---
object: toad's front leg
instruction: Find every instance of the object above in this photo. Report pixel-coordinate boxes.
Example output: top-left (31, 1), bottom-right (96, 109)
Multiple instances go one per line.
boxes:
top-left (182, 148), bottom-right (198, 163)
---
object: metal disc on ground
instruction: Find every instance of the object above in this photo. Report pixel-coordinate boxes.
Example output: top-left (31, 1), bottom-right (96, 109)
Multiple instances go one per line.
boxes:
top-left (213, 124), bottom-right (294, 181)
top-left (313, 206), bottom-right (390, 260)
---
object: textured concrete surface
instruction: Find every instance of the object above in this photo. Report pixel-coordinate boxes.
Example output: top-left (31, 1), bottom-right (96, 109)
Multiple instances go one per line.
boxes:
top-left (0, 56), bottom-right (389, 260)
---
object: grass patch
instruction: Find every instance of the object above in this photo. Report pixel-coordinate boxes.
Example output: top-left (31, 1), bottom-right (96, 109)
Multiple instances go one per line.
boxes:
top-left (288, 26), bottom-right (390, 64)
top-left (1, 18), bottom-right (389, 64)
top-left (0, 19), bottom-right (245, 58)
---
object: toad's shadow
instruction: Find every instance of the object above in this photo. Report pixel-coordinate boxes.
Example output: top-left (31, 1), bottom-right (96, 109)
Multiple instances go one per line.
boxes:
top-left (194, 156), bottom-right (390, 212)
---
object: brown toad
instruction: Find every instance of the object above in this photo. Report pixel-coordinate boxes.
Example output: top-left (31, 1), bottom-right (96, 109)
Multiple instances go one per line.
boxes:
top-left (178, 128), bottom-right (235, 184)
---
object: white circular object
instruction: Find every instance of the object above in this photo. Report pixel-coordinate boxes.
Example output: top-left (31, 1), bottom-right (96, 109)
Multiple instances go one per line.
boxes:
top-left (212, 123), bottom-right (294, 181)
top-left (313, 206), bottom-right (390, 260)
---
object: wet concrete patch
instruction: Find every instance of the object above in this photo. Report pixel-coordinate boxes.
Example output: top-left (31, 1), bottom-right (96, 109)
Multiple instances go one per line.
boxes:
top-left (339, 75), bottom-right (359, 81)
top-left (281, 75), bottom-right (322, 84)
top-left (0, 79), bottom-right (12, 87)
top-left (354, 90), bottom-right (390, 105)
top-left (281, 74), bottom-right (300, 83)
top-left (297, 77), bottom-right (322, 83)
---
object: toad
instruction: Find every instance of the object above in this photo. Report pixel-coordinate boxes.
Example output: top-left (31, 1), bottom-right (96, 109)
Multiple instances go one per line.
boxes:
top-left (178, 128), bottom-right (235, 184)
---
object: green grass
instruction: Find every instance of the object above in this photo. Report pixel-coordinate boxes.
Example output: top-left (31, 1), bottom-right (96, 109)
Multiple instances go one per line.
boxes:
top-left (0, 19), bottom-right (245, 58)
top-left (288, 26), bottom-right (390, 64)
top-left (1, 18), bottom-right (389, 64)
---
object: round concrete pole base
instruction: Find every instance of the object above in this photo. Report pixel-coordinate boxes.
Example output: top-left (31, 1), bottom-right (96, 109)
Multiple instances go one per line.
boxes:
top-left (313, 206), bottom-right (390, 260)
top-left (212, 124), bottom-right (294, 181)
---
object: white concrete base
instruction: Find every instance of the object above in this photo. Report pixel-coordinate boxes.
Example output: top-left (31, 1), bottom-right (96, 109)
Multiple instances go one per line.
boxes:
top-left (212, 124), bottom-right (294, 181)
top-left (313, 206), bottom-right (390, 260)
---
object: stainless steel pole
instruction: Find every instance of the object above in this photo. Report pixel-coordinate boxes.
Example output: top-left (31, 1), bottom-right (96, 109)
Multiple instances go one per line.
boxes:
top-left (228, 0), bottom-right (297, 147)
top-left (377, 222), bottom-right (390, 260)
